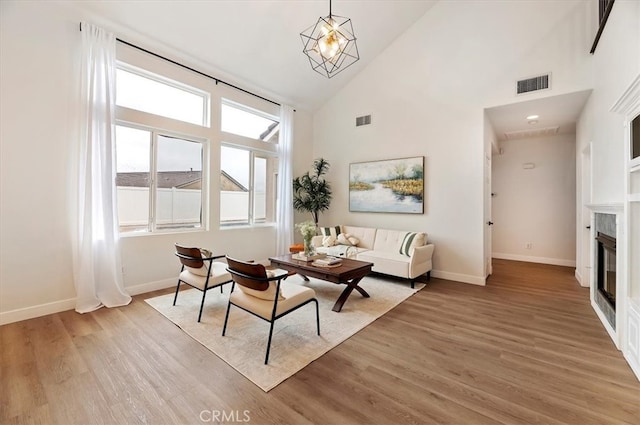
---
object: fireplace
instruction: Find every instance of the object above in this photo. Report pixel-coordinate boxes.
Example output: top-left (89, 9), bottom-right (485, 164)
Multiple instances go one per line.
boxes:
top-left (593, 212), bottom-right (618, 330)
top-left (596, 232), bottom-right (616, 309)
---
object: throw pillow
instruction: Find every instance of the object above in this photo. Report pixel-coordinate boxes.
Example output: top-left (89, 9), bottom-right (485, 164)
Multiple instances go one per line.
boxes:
top-left (337, 233), bottom-right (360, 246)
top-left (337, 233), bottom-right (352, 246)
top-left (399, 232), bottom-right (426, 256)
top-left (322, 235), bottom-right (337, 247)
top-left (320, 226), bottom-right (342, 239)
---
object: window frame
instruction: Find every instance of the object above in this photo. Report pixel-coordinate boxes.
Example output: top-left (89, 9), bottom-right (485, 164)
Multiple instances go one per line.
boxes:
top-left (117, 62), bottom-right (211, 128)
top-left (115, 43), bottom-right (282, 235)
top-left (219, 142), bottom-right (278, 228)
top-left (221, 98), bottom-right (280, 142)
top-left (115, 122), bottom-right (209, 235)
top-left (219, 96), bottom-right (280, 229)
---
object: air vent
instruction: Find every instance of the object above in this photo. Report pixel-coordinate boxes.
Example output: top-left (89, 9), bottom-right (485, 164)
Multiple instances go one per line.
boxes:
top-left (517, 74), bottom-right (550, 94)
top-left (356, 115), bottom-right (372, 127)
top-left (504, 126), bottom-right (559, 140)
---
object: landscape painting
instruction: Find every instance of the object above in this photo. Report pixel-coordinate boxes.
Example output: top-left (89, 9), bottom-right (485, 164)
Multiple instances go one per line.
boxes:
top-left (349, 156), bottom-right (424, 214)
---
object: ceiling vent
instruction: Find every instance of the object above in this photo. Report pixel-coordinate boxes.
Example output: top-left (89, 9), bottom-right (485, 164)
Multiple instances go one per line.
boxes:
top-left (356, 115), bottom-right (372, 127)
top-left (504, 126), bottom-right (559, 140)
top-left (517, 74), bottom-right (550, 95)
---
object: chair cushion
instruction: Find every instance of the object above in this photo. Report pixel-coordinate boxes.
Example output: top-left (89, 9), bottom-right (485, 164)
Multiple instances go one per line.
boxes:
top-left (235, 269), bottom-right (287, 301)
top-left (179, 262), bottom-right (231, 290)
top-left (230, 281), bottom-right (316, 320)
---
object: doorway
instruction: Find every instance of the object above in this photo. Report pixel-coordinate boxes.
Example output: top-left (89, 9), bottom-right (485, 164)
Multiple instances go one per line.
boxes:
top-left (579, 143), bottom-right (592, 287)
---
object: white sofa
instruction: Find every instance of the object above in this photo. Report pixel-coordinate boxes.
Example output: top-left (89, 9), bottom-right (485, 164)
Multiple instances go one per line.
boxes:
top-left (311, 225), bottom-right (434, 288)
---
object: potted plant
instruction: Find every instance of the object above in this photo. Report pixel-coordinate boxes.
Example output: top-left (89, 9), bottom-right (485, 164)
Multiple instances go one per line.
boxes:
top-left (293, 158), bottom-right (332, 228)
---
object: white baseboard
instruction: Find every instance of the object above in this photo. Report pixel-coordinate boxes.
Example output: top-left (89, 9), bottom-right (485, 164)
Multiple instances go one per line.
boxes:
top-left (431, 270), bottom-right (486, 286)
top-left (0, 278), bottom-right (176, 326)
top-left (492, 253), bottom-right (576, 268)
top-left (0, 298), bottom-right (76, 326)
top-left (591, 298), bottom-right (620, 350)
top-left (574, 269), bottom-right (589, 287)
top-left (624, 351), bottom-right (640, 382)
top-left (126, 278), bottom-right (175, 296)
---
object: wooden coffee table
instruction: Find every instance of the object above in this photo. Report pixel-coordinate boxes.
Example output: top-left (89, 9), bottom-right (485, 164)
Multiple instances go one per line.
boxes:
top-left (269, 254), bottom-right (373, 312)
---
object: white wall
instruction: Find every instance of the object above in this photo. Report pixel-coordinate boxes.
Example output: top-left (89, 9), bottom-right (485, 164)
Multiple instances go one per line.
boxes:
top-left (578, 1), bottom-right (639, 205)
top-left (0, 1), bottom-right (314, 323)
top-left (312, 0), bottom-right (592, 285)
top-left (575, 0), bottom-right (640, 378)
top-left (492, 135), bottom-right (577, 266)
top-left (575, 0), bottom-right (640, 286)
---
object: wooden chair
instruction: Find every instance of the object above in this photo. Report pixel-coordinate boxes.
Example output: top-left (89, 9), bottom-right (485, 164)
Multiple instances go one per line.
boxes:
top-left (174, 244), bottom-right (232, 322)
top-left (223, 256), bottom-right (320, 364)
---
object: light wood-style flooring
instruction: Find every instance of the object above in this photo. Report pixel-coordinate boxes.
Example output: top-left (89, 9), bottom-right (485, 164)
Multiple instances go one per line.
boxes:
top-left (2, 259), bottom-right (639, 424)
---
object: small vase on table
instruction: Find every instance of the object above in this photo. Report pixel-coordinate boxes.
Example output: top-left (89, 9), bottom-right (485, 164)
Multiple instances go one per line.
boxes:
top-left (303, 236), bottom-right (315, 257)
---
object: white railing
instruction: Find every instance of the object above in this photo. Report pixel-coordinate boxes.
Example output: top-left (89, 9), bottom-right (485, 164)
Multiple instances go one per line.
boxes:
top-left (117, 187), bottom-right (265, 227)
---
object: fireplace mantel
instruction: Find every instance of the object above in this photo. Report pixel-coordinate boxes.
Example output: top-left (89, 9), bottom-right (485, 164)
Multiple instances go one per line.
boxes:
top-left (586, 203), bottom-right (624, 213)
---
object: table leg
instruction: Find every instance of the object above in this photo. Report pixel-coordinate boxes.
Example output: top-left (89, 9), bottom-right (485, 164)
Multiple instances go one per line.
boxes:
top-left (332, 277), bottom-right (370, 312)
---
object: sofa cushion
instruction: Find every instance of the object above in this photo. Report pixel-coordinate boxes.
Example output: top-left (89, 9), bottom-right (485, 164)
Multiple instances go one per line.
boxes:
top-left (357, 250), bottom-right (411, 279)
top-left (372, 229), bottom-right (409, 253)
top-left (399, 232), bottom-right (426, 256)
top-left (341, 226), bottom-right (377, 249)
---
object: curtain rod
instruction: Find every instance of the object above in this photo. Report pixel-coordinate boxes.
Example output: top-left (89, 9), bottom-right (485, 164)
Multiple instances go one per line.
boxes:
top-left (79, 22), bottom-right (281, 108)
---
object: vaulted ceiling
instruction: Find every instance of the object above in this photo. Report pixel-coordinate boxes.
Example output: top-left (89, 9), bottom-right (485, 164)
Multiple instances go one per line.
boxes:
top-left (71, 1), bottom-right (438, 111)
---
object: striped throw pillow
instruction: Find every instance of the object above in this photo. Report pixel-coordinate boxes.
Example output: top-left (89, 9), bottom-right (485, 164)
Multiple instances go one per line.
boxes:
top-left (320, 226), bottom-right (341, 239)
top-left (399, 232), bottom-right (426, 256)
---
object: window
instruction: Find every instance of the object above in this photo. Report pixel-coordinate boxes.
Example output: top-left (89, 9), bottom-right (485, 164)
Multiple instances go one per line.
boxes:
top-left (219, 99), bottom-right (279, 227)
top-left (116, 66), bottom-right (209, 126)
top-left (116, 125), bottom-right (205, 233)
top-left (115, 126), bottom-right (151, 232)
top-left (114, 53), bottom-right (280, 233)
top-left (219, 145), bottom-right (277, 226)
top-left (114, 60), bottom-right (210, 234)
top-left (221, 100), bottom-right (279, 141)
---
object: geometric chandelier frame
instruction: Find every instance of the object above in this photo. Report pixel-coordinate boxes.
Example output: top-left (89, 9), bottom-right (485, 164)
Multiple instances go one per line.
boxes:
top-left (300, 0), bottom-right (359, 78)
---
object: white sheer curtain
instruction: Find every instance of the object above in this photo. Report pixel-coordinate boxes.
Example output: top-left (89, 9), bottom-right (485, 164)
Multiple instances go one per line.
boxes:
top-left (276, 105), bottom-right (295, 255)
top-left (73, 22), bottom-right (131, 313)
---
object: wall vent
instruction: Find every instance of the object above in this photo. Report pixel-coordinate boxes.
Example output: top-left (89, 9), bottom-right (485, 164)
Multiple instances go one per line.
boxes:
top-left (504, 126), bottom-right (559, 140)
top-left (517, 74), bottom-right (550, 95)
top-left (356, 115), bottom-right (372, 127)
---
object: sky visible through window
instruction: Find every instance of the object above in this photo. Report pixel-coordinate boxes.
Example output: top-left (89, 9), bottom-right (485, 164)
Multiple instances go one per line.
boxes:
top-left (116, 72), bottom-right (278, 189)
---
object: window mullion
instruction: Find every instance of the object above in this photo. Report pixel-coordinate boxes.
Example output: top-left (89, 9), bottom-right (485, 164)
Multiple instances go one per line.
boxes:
top-left (149, 132), bottom-right (158, 232)
top-left (248, 150), bottom-right (255, 224)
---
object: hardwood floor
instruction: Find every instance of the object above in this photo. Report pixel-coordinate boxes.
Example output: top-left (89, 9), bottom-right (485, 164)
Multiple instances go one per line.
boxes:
top-left (2, 259), bottom-right (639, 424)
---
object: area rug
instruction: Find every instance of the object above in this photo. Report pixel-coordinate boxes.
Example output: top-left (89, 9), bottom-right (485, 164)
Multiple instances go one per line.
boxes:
top-left (145, 275), bottom-right (424, 391)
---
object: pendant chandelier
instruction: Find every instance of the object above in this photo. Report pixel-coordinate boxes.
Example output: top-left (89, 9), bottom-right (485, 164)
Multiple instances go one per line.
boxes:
top-left (300, 0), bottom-right (359, 78)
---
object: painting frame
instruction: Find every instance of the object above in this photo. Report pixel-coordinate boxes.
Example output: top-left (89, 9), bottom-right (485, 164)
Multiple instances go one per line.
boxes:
top-left (349, 156), bottom-right (424, 214)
